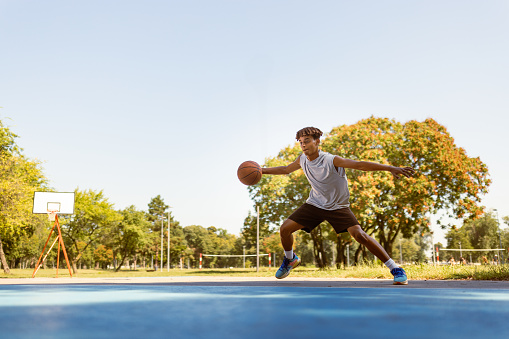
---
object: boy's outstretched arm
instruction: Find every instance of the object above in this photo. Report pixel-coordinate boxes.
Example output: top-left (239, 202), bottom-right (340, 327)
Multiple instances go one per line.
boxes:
top-left (262, 155), bottom-right (302, 175)
top-left (333, 156), bottom-right (415, 179)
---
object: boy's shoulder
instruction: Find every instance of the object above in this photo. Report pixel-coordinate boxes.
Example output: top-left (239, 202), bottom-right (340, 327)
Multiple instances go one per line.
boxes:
top-left (320, 151), bottom-right (336, 160)
top-left (301, 151), bottom-right (335, 164)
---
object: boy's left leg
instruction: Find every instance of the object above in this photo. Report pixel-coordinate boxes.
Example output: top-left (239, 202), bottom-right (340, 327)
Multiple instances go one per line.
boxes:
top-left (275, 219), bottom-right (304, 279)
top-left (347, 225), bottom-right (408, 285)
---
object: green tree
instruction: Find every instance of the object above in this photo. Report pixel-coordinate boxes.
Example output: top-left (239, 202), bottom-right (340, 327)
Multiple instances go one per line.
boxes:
top-left (445, 224), bottom-right (473, 257)
top-left (240, 210), bottom-right (274, 255)
top-left (333, 232), bottom-right (355, 268)
top-left (248, 117), bottom-right (491, 268)
top-left (94, 244), bottom-right (113, 269)
top-left (322, 117), bottom-right (490, 258)
top-left (146, 195), bottom-right (170, 268)
top-left (247, 117), bottom-right (491, 267)
top-left (61, 189), bottom-right (121, 273)
top-left (392, 233), bottom-right (426, 264)
top-left (444, 211), bottom-right (504, 263)
top-left (502, 216), bottom-right (509, 262)
top-left (0, 119), bottom-right (48, 273)
top-left (168, 215), bottom-right (187, 268)
top-left (110, 206), bottom-right (151, 272)
top-left (464, 212), bottom-right (499, 251)
top-left (262, 233), bottom-right (283, 256)
top-left (184, 225), bottom-right (215, 266)
top-left (210, 227), bottom-right (237, 268)
top-left (75, 241), bottom-right (95, 269)
top-left (147, 195), bottom-right (169, 224)
top-left (183, 225), bottom-right (239, 268)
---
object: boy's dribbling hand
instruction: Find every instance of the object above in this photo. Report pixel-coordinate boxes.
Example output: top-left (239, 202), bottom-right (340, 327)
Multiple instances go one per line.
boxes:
top-left (390, 166), bottom-right (415, 179)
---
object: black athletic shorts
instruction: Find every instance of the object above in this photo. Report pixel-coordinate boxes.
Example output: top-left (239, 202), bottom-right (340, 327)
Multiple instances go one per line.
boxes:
top-left (288, 203), bottom-right (360, 234)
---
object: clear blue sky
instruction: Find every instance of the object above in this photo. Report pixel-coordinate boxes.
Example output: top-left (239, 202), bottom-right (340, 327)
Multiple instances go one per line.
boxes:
top-left (1, 1), bottom-right (508, 244)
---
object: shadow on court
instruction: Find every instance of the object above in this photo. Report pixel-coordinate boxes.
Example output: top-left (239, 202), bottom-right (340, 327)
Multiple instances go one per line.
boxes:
top-left (1, 283), bottom-right (509, 339)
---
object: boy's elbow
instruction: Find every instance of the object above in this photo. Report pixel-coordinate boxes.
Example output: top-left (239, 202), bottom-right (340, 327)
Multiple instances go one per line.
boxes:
top-left (283, 166), bottom-right (295, 175)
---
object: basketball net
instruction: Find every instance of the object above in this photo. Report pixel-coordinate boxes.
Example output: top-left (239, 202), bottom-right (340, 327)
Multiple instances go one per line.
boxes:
top-left (47, 210), bottom-right (57, 221)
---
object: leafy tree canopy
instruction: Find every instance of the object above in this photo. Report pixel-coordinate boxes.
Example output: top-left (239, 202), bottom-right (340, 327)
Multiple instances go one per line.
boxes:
top-left (0, 119), bottom-right (48, 273)
top-left (248, 117), bottom-right (490, 257)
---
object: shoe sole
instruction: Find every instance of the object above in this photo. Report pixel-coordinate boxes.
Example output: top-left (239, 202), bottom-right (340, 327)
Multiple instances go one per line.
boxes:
top-left (393, 280), bottom-right (408, 285)
top-left (275, 259), bottom-right (301, 279)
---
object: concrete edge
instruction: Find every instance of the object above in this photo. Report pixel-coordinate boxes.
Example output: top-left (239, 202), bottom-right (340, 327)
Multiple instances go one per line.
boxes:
top-left (1, 276), bottom-right (508, 289)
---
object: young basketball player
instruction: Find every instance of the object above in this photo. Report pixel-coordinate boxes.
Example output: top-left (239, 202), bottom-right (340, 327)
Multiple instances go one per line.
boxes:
top-left (261, 127), bottom-right (415, 285)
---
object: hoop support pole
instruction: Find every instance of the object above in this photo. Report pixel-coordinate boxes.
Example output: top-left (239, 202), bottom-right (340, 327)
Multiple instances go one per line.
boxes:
top-left (56, 234), bottom-right (61, 277)
top-left (55, 214), bottom-right (73, 277)
top-left (32, 222), bottom-right (57, 278)
top-left (33, 236), bottom-right (59, 277)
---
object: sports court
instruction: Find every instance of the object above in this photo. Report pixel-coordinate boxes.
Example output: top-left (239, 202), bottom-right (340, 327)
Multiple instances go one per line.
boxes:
top-left (1, 277), bottom-right (508, 339)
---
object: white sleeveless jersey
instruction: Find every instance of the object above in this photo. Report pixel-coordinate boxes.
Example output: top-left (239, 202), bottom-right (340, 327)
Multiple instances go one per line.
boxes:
top-left (299, 151), bottom-right (350, 210)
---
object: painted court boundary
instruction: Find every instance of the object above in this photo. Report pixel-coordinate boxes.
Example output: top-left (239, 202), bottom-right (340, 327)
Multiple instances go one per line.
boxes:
top-left (1, 276), bottom-right (509, 289)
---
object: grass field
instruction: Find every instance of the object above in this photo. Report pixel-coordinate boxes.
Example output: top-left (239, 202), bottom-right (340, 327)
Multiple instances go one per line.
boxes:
top-left (2, 263), bottom-right (509, 281)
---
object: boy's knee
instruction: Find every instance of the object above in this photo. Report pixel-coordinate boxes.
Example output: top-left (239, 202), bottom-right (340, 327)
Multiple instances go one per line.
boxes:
top-left (280, 220), bottom-right (297, 237)
top-left (352, 230), bottom-right (369, 244)
top-left (279, 225), bottom-right (291, 237)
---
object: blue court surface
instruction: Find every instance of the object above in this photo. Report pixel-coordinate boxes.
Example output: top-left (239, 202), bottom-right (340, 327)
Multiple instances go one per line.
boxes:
top-left (1, 284), bottom-right (509, 339)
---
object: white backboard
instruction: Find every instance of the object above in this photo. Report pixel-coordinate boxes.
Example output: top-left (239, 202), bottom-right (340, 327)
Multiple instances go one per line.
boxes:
top-left (32, 192), bottom-right (75, 214)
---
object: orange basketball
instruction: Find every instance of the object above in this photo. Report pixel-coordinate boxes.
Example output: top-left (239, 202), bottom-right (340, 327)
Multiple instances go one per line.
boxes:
top-left (237, 161), bottom-right (262, 186)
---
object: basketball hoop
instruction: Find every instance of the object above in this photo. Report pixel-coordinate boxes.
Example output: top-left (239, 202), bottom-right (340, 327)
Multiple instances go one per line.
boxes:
top-left (32, 192), bottom-right (75, 278)
top-left (46, 202), bottom-right (61, 221)
top-left (47, 211), bottom-right (57, 221)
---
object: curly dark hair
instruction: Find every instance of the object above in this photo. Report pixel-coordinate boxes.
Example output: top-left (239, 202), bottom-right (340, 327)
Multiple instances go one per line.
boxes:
top-left (295, 127), bottom-right (323, 140)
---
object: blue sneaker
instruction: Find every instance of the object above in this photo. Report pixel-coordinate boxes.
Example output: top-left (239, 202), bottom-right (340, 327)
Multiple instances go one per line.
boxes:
top-left (391, 267), bottom-right (408, 285)
top-left (275, 254), bottom-right (301, 279)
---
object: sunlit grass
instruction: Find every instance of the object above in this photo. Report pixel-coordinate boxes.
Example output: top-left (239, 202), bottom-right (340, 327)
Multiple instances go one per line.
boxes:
top-left (2, 263), bottom-right (508, 281)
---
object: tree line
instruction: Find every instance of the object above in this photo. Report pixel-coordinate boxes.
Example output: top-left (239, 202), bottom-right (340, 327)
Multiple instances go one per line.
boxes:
top-left (1, 116), bottom-right (505, 273)
top-left (443, 211), bottom-right (509, 263)
top-left (248, 117), bottom-right (498, 267)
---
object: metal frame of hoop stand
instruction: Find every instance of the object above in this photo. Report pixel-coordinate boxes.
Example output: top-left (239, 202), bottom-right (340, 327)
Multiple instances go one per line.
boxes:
top-left (32, 212), bottom-right (73, 278)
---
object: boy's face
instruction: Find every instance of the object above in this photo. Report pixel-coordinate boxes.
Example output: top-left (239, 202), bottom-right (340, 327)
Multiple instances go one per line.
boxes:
top-left (298, 135), bottom-right (320, 156)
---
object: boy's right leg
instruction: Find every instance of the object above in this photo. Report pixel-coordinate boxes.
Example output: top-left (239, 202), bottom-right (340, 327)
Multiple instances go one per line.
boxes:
top-left (280, 219), bottom-right (305, 251)
top-left (275, 219), bottom-right (304, 279)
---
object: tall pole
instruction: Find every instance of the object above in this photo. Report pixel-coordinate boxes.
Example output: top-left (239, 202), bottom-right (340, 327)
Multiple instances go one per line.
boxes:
top-left (399, 239), bottom-right (403, 264)
top-left (160, 214), bottom-right (163, 272)
top-left (347, 244), bottom-right (350, 267)
top-left (494, 209), bottom-right (504, 263)
top-left (256, 205), bottom-right (260, 272)
top-left (459, 241), bottom-right (462, 258)
top-left (243, 246), bottom-right (246, 269)
top-left (431, 231), bottom-right (436, 266)
top-left (167, 210), bottom-right (171, 271)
